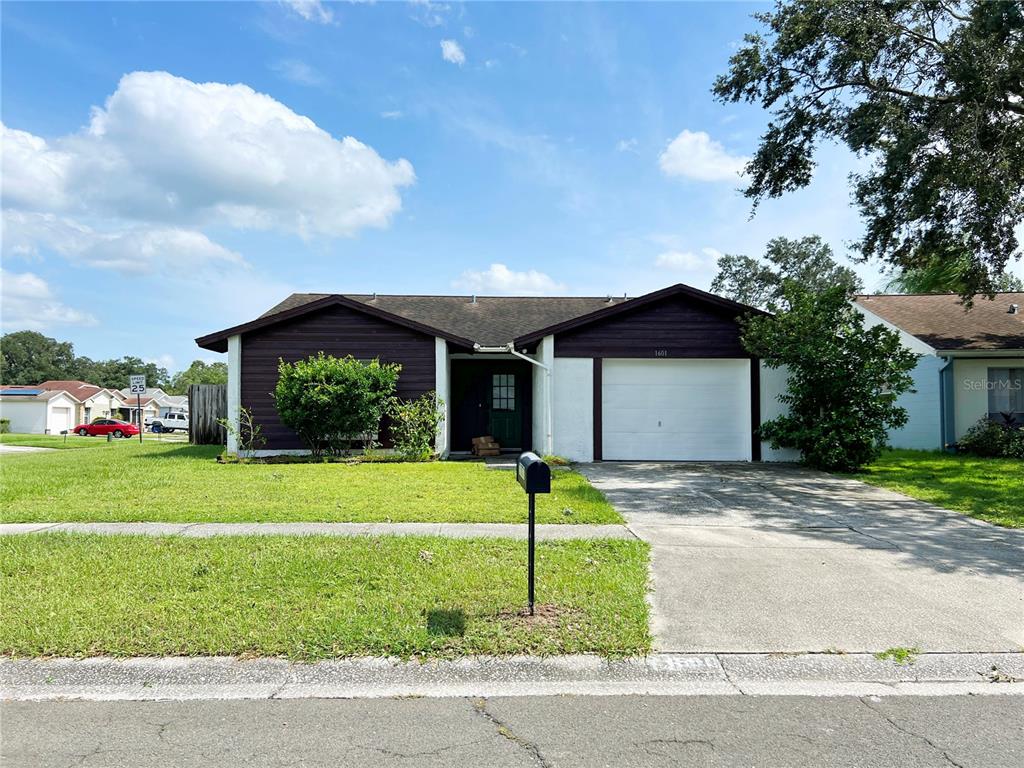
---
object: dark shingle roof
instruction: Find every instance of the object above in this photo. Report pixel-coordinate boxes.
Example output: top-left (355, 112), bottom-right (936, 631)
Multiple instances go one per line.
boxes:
top-left (855, 293), bottom-right (1024, 350)
top-left (260, 293), bottom-right (629, 347)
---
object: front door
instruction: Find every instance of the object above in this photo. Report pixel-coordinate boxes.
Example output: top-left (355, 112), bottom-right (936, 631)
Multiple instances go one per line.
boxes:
top-left (450, 361), bottom-right (531, 452)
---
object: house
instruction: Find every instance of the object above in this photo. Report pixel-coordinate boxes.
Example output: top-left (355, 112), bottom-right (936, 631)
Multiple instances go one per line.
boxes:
top-left (115, 395), bottom-right (162, 427)
top-left (116, 388), bottom-right (188, 418)
top-left (854, 292), bottom-right (1024, 449)
top-left (0, 387), bottom-right (82, 434)
top-left (37, 381), bottom-right (126, 425)
top-left (197, 283), bottom-right (797, 461)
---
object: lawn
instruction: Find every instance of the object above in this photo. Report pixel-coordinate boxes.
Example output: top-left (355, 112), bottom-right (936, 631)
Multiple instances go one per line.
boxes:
top-left (0, 442), bottom-right (621, 524)
top-left (0, 533), bottom-right (650, 659)
top-left (854, 449), bottom-right (1024, 528)
top-left (0, 433), bottom-right (185, 450)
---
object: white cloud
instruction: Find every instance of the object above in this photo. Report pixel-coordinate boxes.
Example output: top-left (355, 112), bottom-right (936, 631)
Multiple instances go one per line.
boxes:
top-left (654, 251), bottom-right (709, 271)
top-left (146, 353), bottom-right (176, 372)
top-left (270, 59), bottom-right (325, 86)
top-left (1, 71), bottom-right (415, 238)
top-left (0, 269), bottom-right (97, 330)
top-left (380, 110), bottom-right (404, 119)
top-left (453, 263), bottom-right (566, 296)
top-left (616, 137), bottom-right (638, 153)
top-left (281, 0), bottom-right (334, 24)
top-left (440, 39), bottom-right (466, 66)
top-left (2, 211), bottom-right (244, 276)
top-left (659, 129), bottom-right (748, 182)
top-left (410, 0), bottom-right (452, 28)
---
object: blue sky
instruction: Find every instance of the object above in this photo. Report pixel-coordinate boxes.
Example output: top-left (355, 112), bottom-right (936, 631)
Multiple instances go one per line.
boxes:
top-left (5, 1), bottom-right (1014, 374)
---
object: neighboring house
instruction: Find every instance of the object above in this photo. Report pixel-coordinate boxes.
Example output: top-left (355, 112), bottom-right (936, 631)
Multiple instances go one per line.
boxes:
top-left (116, 388), bottom-right (188, 418)
top-left (116, 395), bottom-right (161, 427)
top-left (197, 283), bottom-right (795, 461)
top-left (854, 292), bottom-right (1024, 449)
top-left (0, 388), bottom-right (82, 434)
top-left (37, 380), bottom-right (126, 425)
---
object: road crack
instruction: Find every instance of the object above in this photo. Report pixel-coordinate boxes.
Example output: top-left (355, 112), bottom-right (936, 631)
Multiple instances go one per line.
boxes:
top-left (859, 697), bottom-right (965, 768)
top-left (470, 697), bottom-right (552, 767)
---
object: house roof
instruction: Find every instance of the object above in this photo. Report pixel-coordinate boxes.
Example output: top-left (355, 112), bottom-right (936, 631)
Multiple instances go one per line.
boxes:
top-left (38, 380), bottom-right (104, 401)
top-left (0, 388), bottom-right (82, 403)
top-left (196, 284), bottom-right (761, 352)
top-left (854, 293), bottom-right (1024, 351)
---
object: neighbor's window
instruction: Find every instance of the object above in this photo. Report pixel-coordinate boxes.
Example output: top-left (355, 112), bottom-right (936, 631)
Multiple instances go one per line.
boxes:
top-left (492, 374), bottom-right (515, 411)
top-left (987, 368), bottom-right (1024, 420)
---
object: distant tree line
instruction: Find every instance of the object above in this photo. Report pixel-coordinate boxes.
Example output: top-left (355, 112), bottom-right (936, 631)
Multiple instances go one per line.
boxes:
top-left (0, 331), bottom-right (226, 394)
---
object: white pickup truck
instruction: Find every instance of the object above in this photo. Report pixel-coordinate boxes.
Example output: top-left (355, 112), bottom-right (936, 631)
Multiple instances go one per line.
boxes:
top-left (151, 412), bottom-right (189, 433)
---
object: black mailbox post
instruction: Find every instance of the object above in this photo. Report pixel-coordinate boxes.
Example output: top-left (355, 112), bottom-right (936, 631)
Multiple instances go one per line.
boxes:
top-left (516, 452), bottom-right (551, 615)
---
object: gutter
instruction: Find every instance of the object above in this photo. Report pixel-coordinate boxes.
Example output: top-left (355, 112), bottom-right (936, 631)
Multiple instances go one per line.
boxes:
top-left (938, 355), bottom-right (955, 451)
top-left (473, 342), bottom-right (553, 455)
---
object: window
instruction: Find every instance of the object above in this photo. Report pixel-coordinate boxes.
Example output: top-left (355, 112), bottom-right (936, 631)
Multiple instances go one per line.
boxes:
top-left (987, 368), bottom-right (1024, 419)
top-left (492, 374), bottom-right (516, 411)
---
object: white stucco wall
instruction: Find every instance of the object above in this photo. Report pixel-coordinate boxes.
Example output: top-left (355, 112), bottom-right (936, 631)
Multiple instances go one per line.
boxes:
top-left (758, 362), bottom-right (801, 462)
top-left (434, 338), bottom-right (450, 457)
top-left (0, 400), bottom-right (48, 434)
top-left (46, 393), bottom-right (78, 433)
top-left (887, 355), bottom-right (943, 450)
top-left (226, 334), bottom-right (242, 454)
top-left (952, 356), bottom-right (1024, 440)
top-left (552, 357), bottom-right (594, 462)
top-left (531, 335), bottom-right (554, 455)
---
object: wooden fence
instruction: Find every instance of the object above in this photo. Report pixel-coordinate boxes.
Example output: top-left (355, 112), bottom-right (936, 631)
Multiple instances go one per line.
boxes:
top-left (188, 384), bottom-right (227, 445)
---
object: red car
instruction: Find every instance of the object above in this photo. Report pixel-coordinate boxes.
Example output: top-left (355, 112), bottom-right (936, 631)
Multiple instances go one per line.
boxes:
top-left (74, 419), bottom-right (140, 438)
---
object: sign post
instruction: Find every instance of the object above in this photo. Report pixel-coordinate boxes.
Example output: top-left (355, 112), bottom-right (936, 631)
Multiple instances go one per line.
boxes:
top-left (129, 375), bottom-right (146, 444)
top-left (515, 452), bottom-right (551, 616)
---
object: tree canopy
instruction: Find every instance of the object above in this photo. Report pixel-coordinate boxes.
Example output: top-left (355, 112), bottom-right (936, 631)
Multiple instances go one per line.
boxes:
top-left (0, 331), bottom-right (77, 386)
top-left (168, 360), bottom-right (228, 395)
top-left (711, 235), bottom-right (862, 310)
top-left (714, 0), bottom-right (1024, 298)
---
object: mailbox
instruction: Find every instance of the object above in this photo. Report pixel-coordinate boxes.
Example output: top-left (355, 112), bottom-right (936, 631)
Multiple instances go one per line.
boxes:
top-left (516, 452), bottom-right (551, 494)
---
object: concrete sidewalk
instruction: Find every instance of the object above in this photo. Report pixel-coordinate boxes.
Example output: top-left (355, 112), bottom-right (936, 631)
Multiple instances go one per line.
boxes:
top-left (0, 521), bottom-right (635, 540)
top-left (3, 653), bottom-right (1022, 701)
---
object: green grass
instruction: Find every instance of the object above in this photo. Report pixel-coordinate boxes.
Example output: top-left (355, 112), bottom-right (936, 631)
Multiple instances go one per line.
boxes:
top-left (0, 442), bottom-right (621, 524)
top-left (874, 646), bottom-right (921, 665)
top-left (0, 433), bottom-right (186, 449)
top-left (853, 449), bottom-right (1024, 528)
top-left (0, 533), bottom-right (650, 659)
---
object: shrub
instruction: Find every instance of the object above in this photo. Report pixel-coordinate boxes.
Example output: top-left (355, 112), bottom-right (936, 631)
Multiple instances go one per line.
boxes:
top-left (742, 283), bottom-right (919, 472)
top-left (0, 418), bottom-right (9, 434)
top-left (957, 417), bottom-right (1024, 459)
top-left (273, 354), bottom-right (401, 458)
top-left (389, 392), bottom-right (444, 461)
top-left (218, 405), bottom-right (266, 458)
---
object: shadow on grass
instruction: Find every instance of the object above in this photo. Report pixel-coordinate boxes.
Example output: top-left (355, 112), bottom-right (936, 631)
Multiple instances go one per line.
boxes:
top-left (135, 444), bottom-right (223, 460)
top-left (426, 608), bottom-right (467, 637)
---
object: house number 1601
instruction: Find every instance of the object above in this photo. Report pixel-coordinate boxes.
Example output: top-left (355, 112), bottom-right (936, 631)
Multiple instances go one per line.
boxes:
top-left (653, 349), bottom-right (668, 357)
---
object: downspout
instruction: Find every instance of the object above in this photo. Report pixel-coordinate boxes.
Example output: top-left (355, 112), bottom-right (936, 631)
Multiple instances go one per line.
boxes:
top-left (938, 355), bottom-right (955, 451)
top-left (488, 342), bottom-right (553, 456)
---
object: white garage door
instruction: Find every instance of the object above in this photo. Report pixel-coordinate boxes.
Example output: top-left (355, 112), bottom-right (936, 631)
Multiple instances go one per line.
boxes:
top-left (50, 406), bottom-right (73, 433)
top-left (602, 359), bottom-right (752, 461)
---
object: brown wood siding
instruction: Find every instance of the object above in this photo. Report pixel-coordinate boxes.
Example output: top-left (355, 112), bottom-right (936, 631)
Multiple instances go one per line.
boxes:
top-left (553, 295), bottom-right (749, 359)
top-left (240, 304), bottom-right (436, 450)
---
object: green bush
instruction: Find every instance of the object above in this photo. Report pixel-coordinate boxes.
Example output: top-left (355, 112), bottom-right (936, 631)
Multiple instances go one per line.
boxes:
top-left (957, 418), bottom-right (1024, 459)
top-left (742, 283), bottom-right (919, 472)
top-left (388, 391), bottom-right (444, 461)
top-left (0, 419), bottom-right (9, 434)
top-left (273, 353), bottom-right (400, 458)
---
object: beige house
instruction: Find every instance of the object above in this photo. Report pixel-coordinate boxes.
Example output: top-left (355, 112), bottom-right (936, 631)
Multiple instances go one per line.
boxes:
top-left (38, 381), bottom-right (127, 426)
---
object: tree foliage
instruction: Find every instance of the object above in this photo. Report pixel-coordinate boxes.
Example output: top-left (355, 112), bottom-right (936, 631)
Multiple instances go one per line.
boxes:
top-left (74, 357), bottom-right (170, 391)
top-left (168, 360), bottom-right (228, 394)
top-left (0, 331), bottom-right (77, 385)
top-left (714, 1), bottom-right (1024, 298)
top-left (743, 284), bottom-right (919, 471)
top-left (887, 251), bottom-right (1024, 294)
top-left (711, 235), bottom-right (862, 309)
top-left (273, 353), bottom-right (401, 458)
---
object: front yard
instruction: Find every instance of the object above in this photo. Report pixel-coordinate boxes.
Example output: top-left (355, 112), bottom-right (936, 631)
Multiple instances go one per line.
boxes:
top-left (0, 533), bottom-right (650, 659)
top-left (0, 442), bottom-right (621, 524)
top-left (856, 449), bottom-right (1024, 528)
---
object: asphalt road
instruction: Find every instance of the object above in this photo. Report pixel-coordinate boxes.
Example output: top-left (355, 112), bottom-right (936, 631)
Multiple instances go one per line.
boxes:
top-left (3, 695), bottom-right (1021, 767)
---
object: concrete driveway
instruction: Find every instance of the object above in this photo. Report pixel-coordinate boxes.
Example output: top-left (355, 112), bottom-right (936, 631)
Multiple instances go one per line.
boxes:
top-left (581, 463), bottom-right (1024, 654)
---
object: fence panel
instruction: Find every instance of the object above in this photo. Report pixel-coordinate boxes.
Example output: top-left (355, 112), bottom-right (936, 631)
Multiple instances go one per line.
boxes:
top-left (188, 384), bottom-right (227, 445)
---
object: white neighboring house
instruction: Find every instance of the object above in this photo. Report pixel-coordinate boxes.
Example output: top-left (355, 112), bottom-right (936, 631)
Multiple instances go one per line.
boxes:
top-left (117, 387), bottom-right (188, 418)
top-left (37, 380), bottom-right (126, 425)
top-left (854, 292), bottom-right (1024, 449)
top-left (0, 388), bottom-right (82, 434)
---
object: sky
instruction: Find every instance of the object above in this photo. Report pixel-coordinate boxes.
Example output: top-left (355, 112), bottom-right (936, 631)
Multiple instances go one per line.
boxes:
top-left (4, 1), bottom-right (1021, 374)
